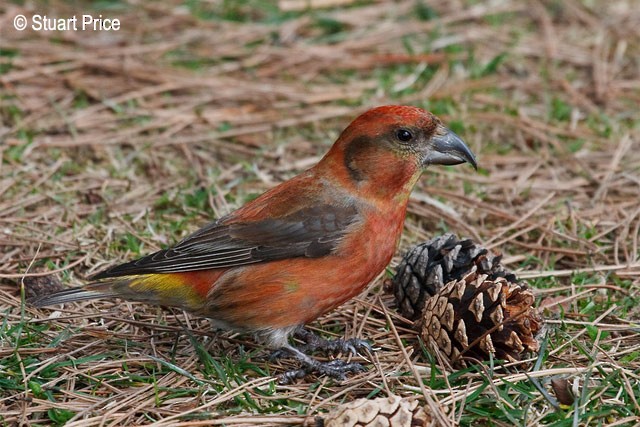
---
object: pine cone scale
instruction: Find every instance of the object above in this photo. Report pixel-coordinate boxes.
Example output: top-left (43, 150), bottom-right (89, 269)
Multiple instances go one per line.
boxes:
top-left (393, 234), bottom-right (543, 366)
top-left (319, 395), bottom-right (431, 427)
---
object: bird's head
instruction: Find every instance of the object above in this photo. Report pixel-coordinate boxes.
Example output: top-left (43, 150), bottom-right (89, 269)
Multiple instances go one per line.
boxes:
top-left (320, 105), bottom-right (477, 200)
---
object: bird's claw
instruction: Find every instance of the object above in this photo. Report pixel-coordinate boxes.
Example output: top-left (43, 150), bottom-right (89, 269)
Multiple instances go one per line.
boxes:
top-left (278, 359), bottom-right (366, 385)
top-left (295, 328), bottom-right (372, 356)
top-left (317, 359), bottom-right (367, 379)
top-left (273, 340), bottom-right (368, 384)
top-left (301, 337), bottom-right (372, 356)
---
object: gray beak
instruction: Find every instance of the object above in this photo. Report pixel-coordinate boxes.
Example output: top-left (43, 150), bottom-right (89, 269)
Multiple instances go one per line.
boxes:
top-left (424, 128), bottom-right (477, 170)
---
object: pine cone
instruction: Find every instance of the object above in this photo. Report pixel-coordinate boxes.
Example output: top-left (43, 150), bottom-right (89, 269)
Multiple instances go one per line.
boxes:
top-left (317, 395), bottom-right (431, 427)
top-left (393, 233), bottom-right (515, 320)
top-left (418, 268), bottom-right (542, 366)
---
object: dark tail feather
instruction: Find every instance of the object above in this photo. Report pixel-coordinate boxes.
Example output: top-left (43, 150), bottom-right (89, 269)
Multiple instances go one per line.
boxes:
top-left (28, 282), bottom-right (119, 307)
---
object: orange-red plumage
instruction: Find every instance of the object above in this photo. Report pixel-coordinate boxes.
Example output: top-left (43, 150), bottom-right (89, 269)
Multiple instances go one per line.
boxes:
top-left (31, 105), bottom-right (476, 377)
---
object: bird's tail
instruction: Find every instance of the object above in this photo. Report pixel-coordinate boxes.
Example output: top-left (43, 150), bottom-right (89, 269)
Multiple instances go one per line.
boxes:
top-left (28, 272), bottom-right (211, 312)
top-left (28, 280), bottom-right (123, 307)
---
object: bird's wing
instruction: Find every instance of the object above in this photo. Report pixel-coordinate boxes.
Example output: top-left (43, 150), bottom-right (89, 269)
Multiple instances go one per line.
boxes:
top-left (91, 203), bottom-right (359, 279)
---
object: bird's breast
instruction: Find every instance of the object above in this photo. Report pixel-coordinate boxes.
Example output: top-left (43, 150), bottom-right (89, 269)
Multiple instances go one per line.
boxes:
top-left (338, 204), bottom-right (407, 279)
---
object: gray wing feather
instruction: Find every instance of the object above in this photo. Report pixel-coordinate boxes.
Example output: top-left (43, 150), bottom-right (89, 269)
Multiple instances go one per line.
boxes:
top-left (92, 204), bottom-right (358, 279)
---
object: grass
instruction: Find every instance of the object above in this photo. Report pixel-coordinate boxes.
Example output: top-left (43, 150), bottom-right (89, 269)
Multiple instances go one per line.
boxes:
top-left (1, 0), bottom-right (640, 425)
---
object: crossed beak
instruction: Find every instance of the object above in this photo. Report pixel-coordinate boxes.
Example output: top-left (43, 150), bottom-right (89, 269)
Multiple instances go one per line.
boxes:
top-left (424, 127), bottom-right (477, 170)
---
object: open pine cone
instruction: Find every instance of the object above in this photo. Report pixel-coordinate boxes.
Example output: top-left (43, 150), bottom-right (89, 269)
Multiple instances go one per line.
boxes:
top-left (393, 233), bottom-right (516, 320)
top-left (317, 395), bottom-right (431, 427)
top-left (392, 234), bottom-right (542, 366)
top-left (418, 268), bottom-right (541, 365)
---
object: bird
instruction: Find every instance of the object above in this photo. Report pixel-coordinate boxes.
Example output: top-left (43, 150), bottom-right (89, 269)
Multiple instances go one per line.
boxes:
top-left (30, 105), bottom-right (477, 382)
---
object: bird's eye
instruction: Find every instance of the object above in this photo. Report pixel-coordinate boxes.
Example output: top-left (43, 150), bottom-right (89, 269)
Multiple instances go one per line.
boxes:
top-left (396, 129), bottom-right (413, 142)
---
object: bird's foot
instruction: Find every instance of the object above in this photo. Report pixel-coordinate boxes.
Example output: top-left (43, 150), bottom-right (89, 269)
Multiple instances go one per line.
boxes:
top-left (294, 327), bottom-right (372, 356)
top-left (276, 345), bottom-right (366, 384)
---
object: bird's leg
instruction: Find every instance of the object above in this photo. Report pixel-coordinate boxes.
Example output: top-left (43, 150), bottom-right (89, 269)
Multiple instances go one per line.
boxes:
top-left (276, 344), bottom-right (366, 384)
top-left (294, 327), bottom-right (372, 356)
top-left (267, 327), bottom-right (371, 383)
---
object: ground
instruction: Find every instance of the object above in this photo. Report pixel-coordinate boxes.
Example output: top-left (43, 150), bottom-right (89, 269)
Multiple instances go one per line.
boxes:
top-left (1, 0), bottom-right (639, 425)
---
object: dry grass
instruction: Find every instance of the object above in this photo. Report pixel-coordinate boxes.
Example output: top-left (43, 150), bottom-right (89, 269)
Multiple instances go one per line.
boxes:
top-left (1, 0), bottom-right (639, 425)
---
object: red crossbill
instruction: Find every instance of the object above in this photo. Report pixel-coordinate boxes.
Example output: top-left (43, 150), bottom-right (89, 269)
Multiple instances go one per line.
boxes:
top-left (31, 105), bottom-right (476, 381)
